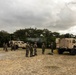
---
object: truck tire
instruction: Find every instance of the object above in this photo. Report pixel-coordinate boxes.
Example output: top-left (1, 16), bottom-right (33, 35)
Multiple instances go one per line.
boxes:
top-left (70, 49), bottom-right (76, 55)
top-left (22, 47), bottom-right (25, 49)
top-left (58, 49), bottom-right (63, 54)
top-left (16, 45), bottom-right (18, 49)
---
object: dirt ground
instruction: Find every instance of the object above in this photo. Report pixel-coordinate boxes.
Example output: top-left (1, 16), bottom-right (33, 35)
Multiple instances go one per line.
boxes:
top-left (0, 48), bottom-right (76, 75)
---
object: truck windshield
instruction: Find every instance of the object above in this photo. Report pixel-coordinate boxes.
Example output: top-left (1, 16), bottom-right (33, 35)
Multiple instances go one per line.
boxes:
top-left (73, 40), bottom-right (75, 43)
top-left (22, 42), bottom-right (24, 44)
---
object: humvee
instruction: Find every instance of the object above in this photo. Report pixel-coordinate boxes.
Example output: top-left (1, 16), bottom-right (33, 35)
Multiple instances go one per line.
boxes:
top-left (56, 38), bottom-right (76, 55)
top-left (9, 40), bottom-right (26, 49)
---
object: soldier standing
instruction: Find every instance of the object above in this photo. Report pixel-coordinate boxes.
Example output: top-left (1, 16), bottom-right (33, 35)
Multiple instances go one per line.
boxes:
top-left (5, 43), bottom-right (8, 52)
top-left (26, 42), bottom-right (30, 57)
top-left (13, 43), bottom-right (16, 51)
top-left (11, 43), bottom-right (15, 51)
top-left (51, 42), bottom-right (54, 55)
top-left (42, 43), bottom-right (46, 54)
top-left (10, 41), bottom-right (13, 51)
top-left (3, 43), bottom-right (6, 50)
top-left (30, 44), bottom-right (33, 57)
top-left (33, 42), bottom-right (37, 56)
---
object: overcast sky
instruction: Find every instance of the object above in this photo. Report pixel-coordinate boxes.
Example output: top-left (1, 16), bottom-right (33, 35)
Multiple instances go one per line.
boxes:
top-left (0, 0), bottom-right (76, 34)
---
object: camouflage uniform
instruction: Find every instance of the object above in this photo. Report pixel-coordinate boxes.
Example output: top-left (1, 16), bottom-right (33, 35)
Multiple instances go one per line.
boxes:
top-left (10, 41), bottom-right (13, 51)
top-left (5, 43), bottom-right (8, 52)
top-left (11, 43), bottom-right (16, 51)
top-left (3, 43), bottom-right (6, 50)
top-left (30, 44), bottom-right (33, 57)
top-left (26, 42), bottom-right (30, 57)
top-left (51, 42), bottom-right (54, 54)
top-left (33, 42), bottom-right (37, 56)
top-left (42, 43), bottom-right (45, 54)
top-left (13, 43), bottom-right (16, 51)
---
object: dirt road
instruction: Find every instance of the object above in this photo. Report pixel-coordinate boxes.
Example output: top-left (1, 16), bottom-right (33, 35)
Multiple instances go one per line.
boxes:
top-left (0, 48), bottom-right (76, 75)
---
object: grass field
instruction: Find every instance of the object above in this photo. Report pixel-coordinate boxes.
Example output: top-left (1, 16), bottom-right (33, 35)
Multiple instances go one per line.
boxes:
top-left (0, 48), bottom-right (76, 75)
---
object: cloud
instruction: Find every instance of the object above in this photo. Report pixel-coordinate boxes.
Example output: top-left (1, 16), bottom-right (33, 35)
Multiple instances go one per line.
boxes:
top-left (58, 26), bottom-right (76, 35)
top-left (0, 0), bottom-right (76, 34)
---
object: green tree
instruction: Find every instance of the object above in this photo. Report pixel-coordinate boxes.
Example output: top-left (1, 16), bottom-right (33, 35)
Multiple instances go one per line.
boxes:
top-left (0, 31), bottom-right (10, 47)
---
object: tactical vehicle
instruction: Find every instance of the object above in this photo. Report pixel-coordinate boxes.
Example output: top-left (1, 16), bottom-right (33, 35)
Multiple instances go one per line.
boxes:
top-left (56, 38), bottom-right (76, 55)
top-left (9, 40), bottom-right (26, 49)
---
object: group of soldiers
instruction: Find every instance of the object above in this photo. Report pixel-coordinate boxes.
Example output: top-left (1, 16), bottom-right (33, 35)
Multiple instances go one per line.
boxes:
top-left (25, 42), bottom-right (54, 57)
top-left (42, 42), bottom-right (54, 55)
top-left (3, 42), bottom-right (17, 52)
top-left (3, 41), bottom-right (54, 56)
top-left (26, 42), bottom-right (38, 57)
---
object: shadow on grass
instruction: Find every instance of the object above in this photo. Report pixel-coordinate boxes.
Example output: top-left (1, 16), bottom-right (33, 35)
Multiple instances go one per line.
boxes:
top-left (47, 52), bottom-right (76, 56)
top-left (62, 51), bottom-right (75, 56)
top-left (47, 53), bottom-right (53, 55)
top-left (63, 53), bottom-right (70, 55)
top-left (58, 52), bottom-right (76, 56)
top-left (44, 65), bottom-right (60, 69)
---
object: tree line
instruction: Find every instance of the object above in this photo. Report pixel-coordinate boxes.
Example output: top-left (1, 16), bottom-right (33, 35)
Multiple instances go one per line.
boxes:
top-left (0, 28), bottom-right (75, 48)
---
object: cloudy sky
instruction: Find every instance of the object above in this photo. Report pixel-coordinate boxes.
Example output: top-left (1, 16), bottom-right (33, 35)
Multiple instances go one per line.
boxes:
top-left (0, 0), bottom-right (76, 34)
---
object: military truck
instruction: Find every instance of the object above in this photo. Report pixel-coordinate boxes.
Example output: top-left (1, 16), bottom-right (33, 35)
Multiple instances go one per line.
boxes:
top-left (9, 40), bottom-right (26, 49)
top-left (56, 38), bottom-right (76, 55)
